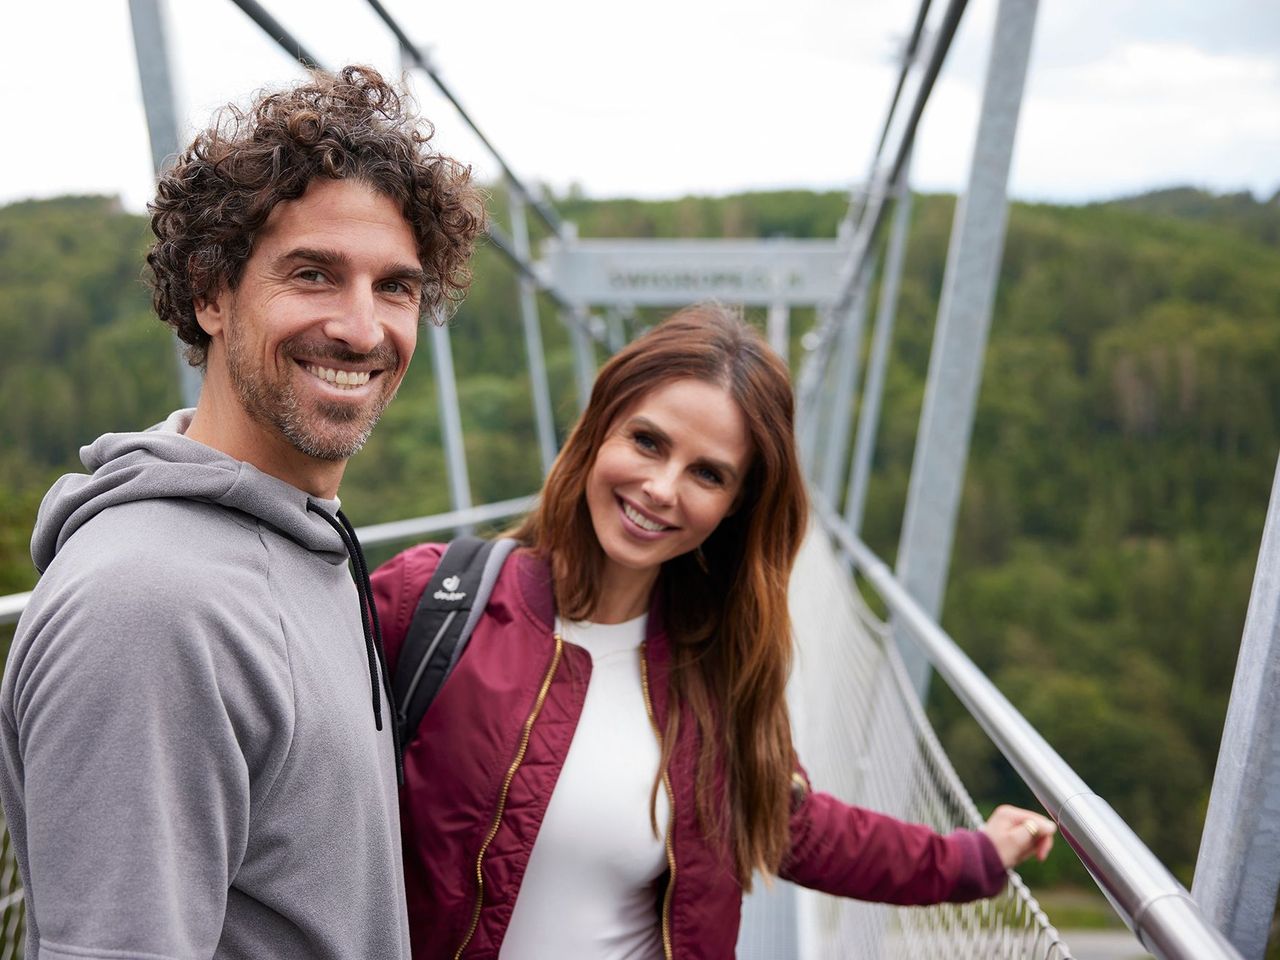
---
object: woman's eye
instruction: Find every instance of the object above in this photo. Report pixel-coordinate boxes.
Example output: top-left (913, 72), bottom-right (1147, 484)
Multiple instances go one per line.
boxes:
top-left (695, 467), bottom-right (724, 486)
top-left (633, 432), bottom-right (658, 452)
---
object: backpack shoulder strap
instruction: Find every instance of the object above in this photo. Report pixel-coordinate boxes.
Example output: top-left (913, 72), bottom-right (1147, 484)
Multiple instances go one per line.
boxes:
top-left (393, 535), bottom-right (520, 747)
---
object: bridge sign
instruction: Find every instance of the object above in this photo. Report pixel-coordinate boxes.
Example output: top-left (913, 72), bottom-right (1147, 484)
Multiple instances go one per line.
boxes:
top-left (540, 238), bottom-right (848, 308)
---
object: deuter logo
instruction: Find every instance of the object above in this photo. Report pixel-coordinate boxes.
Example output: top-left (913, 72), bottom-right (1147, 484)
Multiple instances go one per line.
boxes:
top-left (434, 574), bottom-right (466, 603)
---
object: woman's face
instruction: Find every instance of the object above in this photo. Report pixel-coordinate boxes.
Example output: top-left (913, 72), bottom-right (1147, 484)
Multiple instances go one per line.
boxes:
top-left (585, 378), bottom-right (754, 594)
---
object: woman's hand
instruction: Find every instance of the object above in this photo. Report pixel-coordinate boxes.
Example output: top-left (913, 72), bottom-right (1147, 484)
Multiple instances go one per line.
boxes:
top-left (980, 804), bottom-right (1057, 868)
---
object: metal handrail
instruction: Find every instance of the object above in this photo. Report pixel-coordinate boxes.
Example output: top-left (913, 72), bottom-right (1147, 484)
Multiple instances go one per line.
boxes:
top-left (0, 594), bottom-right (31, 629)
top-left (0, 497), bottom-right (538, 627)
top-left (812, 494), bottom-right (1243, 960)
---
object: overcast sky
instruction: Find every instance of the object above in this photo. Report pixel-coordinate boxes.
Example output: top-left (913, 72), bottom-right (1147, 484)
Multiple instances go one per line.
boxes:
top-left (2, 0), bottom-right (1277, 214)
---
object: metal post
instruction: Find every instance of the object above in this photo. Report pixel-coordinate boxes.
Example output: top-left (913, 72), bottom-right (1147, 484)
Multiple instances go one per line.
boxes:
top-left (797, 310), bottom-right (835, 477)
top-left (845, 167), bottom-right (914, 539)
top-left (507, 188), bottom-right (558, 475)
top-left (893, 0), bottom-right (1040, 695)
top-left (767, 301), bottom-right (790, 368)
top-left (428, 322), bottom-right (473, 528)
top-left (605, 310), bottom-right (626, 353)
top-left (566, 310), bottom-right (596, 413)
top-left (1193, 452), bottom-right (1280, 959)
top-left (817, 259), bottom-right (876, 508)
top-left (127, 0), bottom-right (201, 408)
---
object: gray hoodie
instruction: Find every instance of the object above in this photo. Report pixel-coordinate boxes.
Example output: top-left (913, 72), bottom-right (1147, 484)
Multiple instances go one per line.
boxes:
top-left (0, 410), bottom-right (411, 959)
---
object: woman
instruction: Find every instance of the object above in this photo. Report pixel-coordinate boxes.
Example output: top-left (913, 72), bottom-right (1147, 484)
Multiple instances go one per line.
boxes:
top-left (371, 304), bottom-right (1055, 960)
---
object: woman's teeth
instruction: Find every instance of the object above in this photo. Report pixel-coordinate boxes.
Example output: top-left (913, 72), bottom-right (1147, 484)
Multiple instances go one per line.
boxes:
top-left (623, 501), bottom-right (667, 532)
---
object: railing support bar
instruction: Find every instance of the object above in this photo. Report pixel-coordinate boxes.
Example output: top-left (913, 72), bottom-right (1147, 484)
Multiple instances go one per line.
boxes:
top-left (767, 301), bottom-right (790, 368)
top-left (893, 0), bottom-right (1040, 695)
top-left (566, 310), bottom-right (596, 413)
top-left (845, 165), bottom-right (914, 539)
top-left (127, 0), bottom-right (201, 409)
top-left (428, 322), bottom-right (473, 531)
top-left (1193, 450), bottom-right (1280, 959)
top-left (817, 259), bottom-right (876, 508)
top-left (798, 312), bottom-right (835, 477)
top-left (508, 189), bottom-right (558, 475)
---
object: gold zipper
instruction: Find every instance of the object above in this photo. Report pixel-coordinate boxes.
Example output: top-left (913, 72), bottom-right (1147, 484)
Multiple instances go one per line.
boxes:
top-left (639, 643), bottom-right (676, 960)
top-left (454, 633), bottom-right (564, 959)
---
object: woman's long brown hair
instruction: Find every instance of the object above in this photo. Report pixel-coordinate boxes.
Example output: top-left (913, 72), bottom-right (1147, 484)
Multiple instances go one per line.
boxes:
top-left (510, 303), bottom-right (808, 888)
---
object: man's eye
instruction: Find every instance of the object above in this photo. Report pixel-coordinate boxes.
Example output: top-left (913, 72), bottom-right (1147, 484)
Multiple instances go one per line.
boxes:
top-left (380, 279), bottom-right (423, 303)
top-left (297, 268), bottom-right (327, 283)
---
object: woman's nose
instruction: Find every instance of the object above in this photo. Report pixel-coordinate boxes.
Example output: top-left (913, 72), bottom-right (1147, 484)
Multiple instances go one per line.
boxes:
top-left (641, 467), bottom-right (678, 506)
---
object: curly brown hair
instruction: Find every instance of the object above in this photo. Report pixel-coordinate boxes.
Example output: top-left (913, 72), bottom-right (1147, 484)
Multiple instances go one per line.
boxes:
top-left (147, 64), bottom-right (486, 366)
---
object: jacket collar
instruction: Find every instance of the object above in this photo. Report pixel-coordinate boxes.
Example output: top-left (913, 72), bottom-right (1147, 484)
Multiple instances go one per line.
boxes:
top-left (513, 548), bottom-right (670, 647)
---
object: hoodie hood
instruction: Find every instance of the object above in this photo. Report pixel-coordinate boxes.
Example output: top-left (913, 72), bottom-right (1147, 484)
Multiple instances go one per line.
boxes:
top-left (32, 409), bottom-right (349, 572)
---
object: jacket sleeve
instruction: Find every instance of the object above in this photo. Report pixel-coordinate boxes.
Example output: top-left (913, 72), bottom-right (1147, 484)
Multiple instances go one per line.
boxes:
top-left (2, 545), bottom-right (293, 959)
top-left (780, 769), bottom-right (1007, 904)
top-left (370, 542), bottom-right (447, 671)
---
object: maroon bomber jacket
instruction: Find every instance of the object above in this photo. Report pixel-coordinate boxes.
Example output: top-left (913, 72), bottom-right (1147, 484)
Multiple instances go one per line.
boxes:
top-left (371, 544), bottom-right (1007, 960)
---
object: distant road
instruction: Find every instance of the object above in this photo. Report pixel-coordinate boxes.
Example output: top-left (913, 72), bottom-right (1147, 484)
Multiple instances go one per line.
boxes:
top-left (1060, 929), bottom-right (1153, 960)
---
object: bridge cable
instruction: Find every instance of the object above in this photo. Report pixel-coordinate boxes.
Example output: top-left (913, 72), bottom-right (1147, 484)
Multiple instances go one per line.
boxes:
top-left (226, 0), bottom-right (323, 70)
top-left (362, 0), bottom-right (566, 239)
top-left (224, 0), bottom-right (606, 345)
top-left (796, 0), bottom-right (970, 416)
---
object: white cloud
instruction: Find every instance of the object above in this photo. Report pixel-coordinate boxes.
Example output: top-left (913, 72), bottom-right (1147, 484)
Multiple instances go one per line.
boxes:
top-left (1011, 40), bottom-right (1280, 200)
top-left (0, 0), bottom-right (1276, 211)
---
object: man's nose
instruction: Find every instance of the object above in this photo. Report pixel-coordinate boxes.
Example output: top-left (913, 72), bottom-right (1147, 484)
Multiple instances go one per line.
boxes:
top-left (324, 286), bottom-right (383, 355)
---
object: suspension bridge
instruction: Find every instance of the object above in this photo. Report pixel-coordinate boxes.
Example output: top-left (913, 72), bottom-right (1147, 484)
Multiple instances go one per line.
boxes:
top-left (1, 1), bottom-right (1277, 958)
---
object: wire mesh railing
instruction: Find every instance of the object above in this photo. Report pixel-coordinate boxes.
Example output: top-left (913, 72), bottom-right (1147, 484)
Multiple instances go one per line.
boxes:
top-left (815, 497), bottom-right (1243, 960)
top-left (0, 819), bottom-right (23, 959)
top-left (779, 523), bottom-right (1073, 959)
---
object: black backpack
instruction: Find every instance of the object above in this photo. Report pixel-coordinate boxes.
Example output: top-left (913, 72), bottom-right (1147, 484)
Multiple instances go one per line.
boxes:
top-left (392, 536), bottom-right (520, 748)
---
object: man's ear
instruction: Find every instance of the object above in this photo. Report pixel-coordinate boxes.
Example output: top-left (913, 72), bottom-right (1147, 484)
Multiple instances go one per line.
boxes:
top-left (194, 288), bottom-right (230, 338)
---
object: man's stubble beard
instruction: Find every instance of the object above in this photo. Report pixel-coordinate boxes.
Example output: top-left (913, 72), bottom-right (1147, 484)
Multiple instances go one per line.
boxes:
top-left (224, 307), bottom-right (403, 463)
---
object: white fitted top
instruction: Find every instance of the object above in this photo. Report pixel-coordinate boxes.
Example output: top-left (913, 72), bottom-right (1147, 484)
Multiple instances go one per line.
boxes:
top-left (499, 615), bottom-right (669, 960)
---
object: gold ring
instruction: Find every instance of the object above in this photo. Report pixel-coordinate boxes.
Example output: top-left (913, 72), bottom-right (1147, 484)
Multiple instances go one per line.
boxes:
top-left (1022, 820), bottom-right (1041, 841)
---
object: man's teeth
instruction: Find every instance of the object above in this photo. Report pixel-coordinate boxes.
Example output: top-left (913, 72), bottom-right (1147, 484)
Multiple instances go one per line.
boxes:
top-left (623, 501), bottom-right (667, 532)
top-left (305, 364), bottom-right (371, 389)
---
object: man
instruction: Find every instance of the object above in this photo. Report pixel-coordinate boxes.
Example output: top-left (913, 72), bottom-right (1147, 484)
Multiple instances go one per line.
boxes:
top-left (0, 65), bottom-right (484, 958)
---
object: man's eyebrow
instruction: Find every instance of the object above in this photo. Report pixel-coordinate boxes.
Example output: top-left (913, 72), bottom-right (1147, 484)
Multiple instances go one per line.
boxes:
top-left (275, 247), bottom-right (349, 269)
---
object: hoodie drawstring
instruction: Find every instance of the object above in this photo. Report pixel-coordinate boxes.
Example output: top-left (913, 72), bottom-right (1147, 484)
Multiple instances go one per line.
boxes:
top-left (308, 502), bottom-right (405, 785)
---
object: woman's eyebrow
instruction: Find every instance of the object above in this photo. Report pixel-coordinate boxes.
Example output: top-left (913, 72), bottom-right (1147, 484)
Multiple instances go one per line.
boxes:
top-left (625, 416), bottom-right (670, 442)
top-left (695, 455), bottom-right (740, 483)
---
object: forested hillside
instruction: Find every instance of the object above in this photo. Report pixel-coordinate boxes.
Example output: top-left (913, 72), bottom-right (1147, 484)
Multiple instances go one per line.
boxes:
top-left (2, 185), bottom-right (1278, 892)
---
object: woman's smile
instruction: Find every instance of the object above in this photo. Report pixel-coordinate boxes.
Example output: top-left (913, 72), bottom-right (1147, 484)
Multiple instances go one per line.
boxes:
top-left (585, 377), bottom-right (753, 597)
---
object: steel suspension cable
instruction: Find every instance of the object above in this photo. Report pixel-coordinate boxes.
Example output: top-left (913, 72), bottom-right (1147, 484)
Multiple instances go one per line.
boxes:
top-left (224, 0), bottom-right (605, 344)
top-left (226, 0), bottom-right (323, 70)
top-left (363, 0), bottom-right (566, 239)
top-left (796, 0), bottom-right (970, 416)
top-left (871, 0), bottom-right (935, 177)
